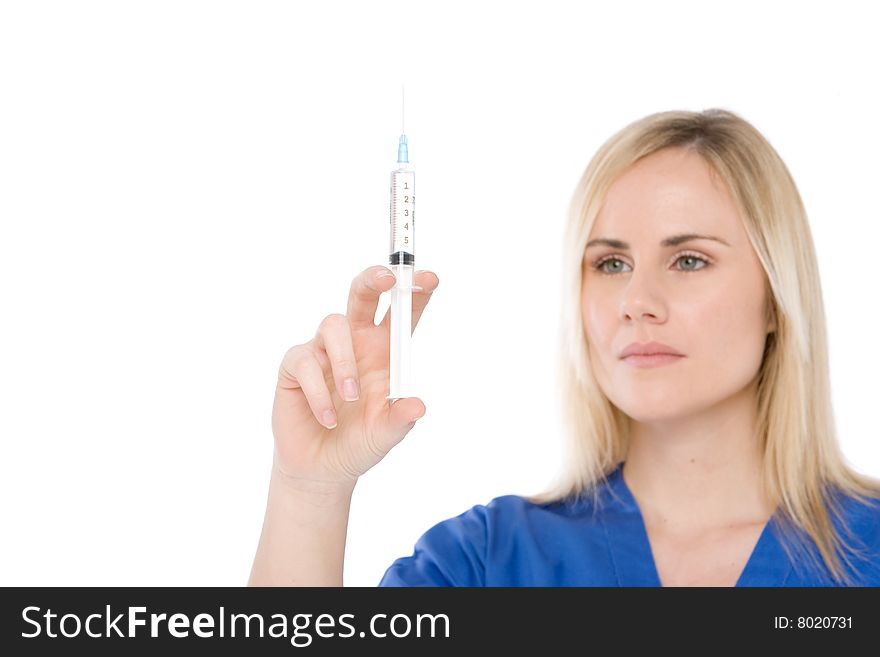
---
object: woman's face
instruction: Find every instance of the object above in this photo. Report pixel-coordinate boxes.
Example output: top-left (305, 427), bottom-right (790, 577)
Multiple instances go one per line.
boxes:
top-left (581, 147), bottom-right (775, 423)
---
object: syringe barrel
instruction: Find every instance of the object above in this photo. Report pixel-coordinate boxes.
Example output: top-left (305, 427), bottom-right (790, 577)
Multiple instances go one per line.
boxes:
top-left (389, 166), bottom-right (415, 265)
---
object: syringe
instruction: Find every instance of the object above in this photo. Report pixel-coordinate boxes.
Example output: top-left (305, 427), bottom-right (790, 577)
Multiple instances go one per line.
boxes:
top-left (387, 85), bottom-right (418, 401)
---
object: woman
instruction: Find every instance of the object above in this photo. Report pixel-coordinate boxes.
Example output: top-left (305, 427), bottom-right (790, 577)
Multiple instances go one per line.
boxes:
top-left (248, 109), bottom-right (880, 587)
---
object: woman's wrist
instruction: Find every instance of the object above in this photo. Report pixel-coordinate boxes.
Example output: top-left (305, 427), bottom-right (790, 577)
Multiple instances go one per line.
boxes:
top-left (269, 461), bottom-right (357, 506)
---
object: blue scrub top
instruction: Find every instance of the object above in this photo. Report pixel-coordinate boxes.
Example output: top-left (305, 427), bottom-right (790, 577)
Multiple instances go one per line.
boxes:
top-left (378, 462), bottom-right (880, 586)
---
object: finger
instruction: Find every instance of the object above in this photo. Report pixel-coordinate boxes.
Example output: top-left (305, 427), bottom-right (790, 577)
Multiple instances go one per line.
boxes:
top-left (370, 396), bottom-right (427, 455)
top-left (347, 266), bottom-right (397, 329)
top-left (380, 270), bottom-right (440, 332)
top-left (278, 346), bottom-right (338, 429)
top-left (313, 313), bottom-right (361, 402)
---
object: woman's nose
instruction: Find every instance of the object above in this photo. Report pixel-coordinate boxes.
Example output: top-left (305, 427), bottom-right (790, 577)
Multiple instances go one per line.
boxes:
top-left (619, 272), bottom-right (666, 323)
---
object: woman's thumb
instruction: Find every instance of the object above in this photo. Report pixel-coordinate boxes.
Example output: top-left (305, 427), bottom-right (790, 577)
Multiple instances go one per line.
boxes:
top-left (391, 397), bottom-right (426, 426)
top-left (377, 397), bottom-right (426, 449)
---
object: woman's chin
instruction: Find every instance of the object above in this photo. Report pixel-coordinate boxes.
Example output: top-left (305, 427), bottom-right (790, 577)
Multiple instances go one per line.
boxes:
top-left (614, 395), bottom-right (691, 424)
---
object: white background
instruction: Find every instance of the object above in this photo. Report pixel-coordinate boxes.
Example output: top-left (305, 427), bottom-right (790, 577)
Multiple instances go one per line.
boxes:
top-left (1, 0), bottom-right (877, 586)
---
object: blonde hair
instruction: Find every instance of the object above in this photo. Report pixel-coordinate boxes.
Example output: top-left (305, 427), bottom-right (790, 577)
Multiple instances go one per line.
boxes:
top-left (528, 108), bottom-right (880, 585)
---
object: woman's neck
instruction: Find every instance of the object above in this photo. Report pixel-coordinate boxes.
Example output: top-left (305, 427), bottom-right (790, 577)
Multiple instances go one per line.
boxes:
top-left (622, 379), bottom-right (773, 534)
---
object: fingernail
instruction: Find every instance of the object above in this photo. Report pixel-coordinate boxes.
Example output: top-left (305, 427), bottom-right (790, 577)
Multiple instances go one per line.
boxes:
top-left (343, 378), bottom-right (359, 401)
top-left (322, 409), bottom-right (338, 429)
top-left (376, 270), bottom-right (394, 279)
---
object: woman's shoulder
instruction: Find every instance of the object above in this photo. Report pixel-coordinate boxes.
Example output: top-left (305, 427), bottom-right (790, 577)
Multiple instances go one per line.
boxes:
top-left (801, 488), bottom-right (880, 586)
top-left (409, 492), bottom-right (593, 543)
top-left (833, 490), bottom-right (880, 545)
top-left (452, 491), bottom-right (599, 531)
top-left (377, 493), bottom-right (600, 587)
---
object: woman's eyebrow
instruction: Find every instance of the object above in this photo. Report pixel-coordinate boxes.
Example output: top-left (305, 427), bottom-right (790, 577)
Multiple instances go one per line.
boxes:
top-left (585, 233), bottom-right (731, 250)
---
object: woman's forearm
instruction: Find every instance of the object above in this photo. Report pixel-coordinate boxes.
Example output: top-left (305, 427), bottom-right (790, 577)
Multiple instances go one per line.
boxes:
top-left (248, 461), bottom-right (357, 586)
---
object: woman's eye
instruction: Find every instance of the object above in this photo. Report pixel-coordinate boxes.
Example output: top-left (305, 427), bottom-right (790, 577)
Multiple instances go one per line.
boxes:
top-left (595, 257), bottom-right (628, 274)
top-left (594, 254), bottom-right (709, 274)
top-left (675, 254), bottom-right (709, 271)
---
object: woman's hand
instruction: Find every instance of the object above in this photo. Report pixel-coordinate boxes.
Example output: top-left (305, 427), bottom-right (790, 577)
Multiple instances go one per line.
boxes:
top-left (271, 265), bottom-right (439, 487)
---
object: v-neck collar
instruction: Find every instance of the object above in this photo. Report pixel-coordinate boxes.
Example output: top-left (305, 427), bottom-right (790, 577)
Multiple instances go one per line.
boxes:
top-left (598, 462), bottom-right (792, 587)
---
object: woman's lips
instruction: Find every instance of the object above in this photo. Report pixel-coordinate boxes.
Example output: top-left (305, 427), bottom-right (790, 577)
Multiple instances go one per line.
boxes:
top-left (622, 354), bottom-right (685, 368)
